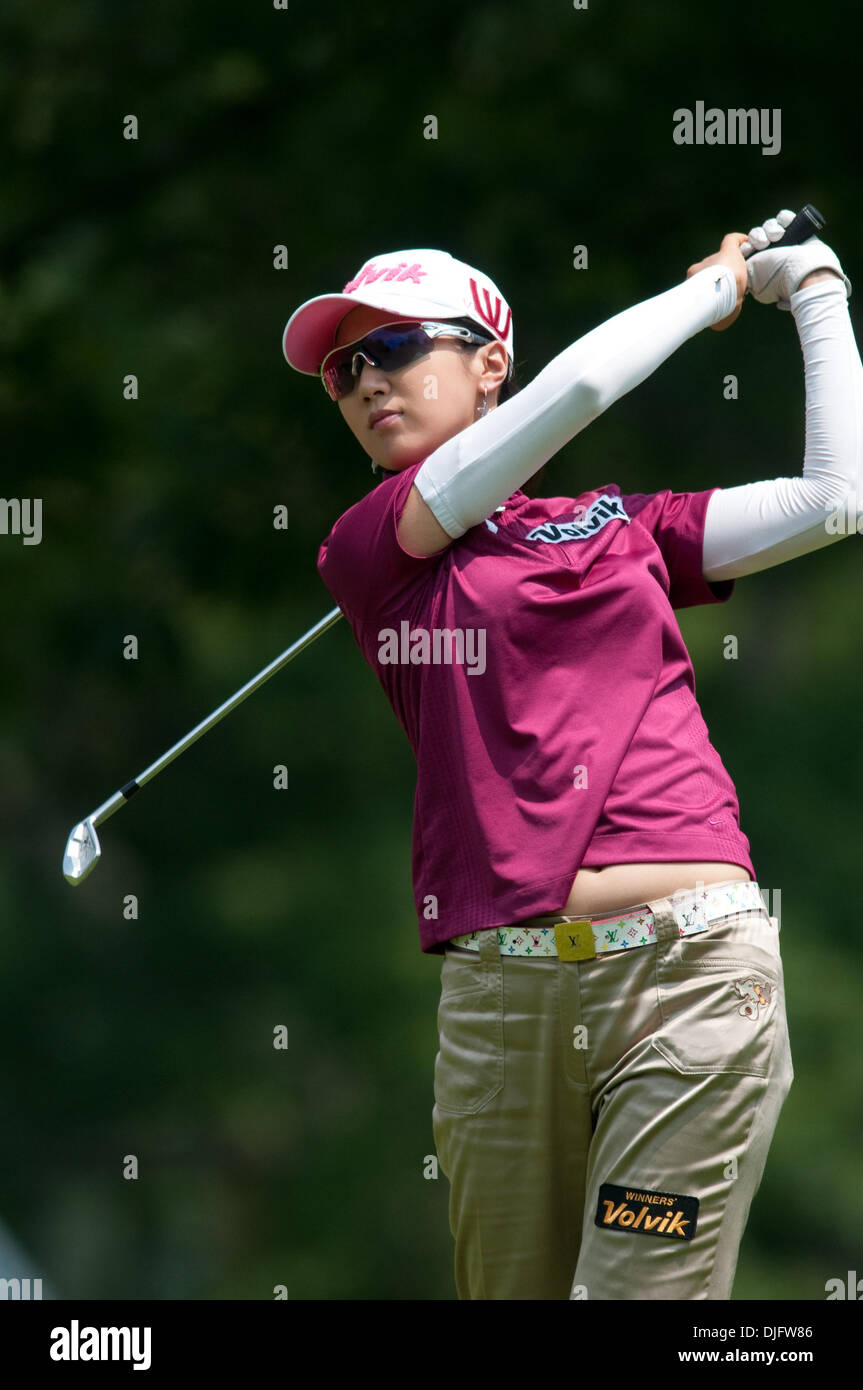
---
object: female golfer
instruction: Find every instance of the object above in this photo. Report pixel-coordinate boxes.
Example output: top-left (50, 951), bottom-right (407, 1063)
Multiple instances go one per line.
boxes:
top-left (281, 212), bottom-right (859, 1300)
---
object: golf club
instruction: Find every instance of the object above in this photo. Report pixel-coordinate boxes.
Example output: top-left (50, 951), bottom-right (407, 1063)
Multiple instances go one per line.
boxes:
top-left (748, 202), bottom-right (825, 250)
top-left (62, 605), bottom-right (343, 885)
top-left (62, 204), bottom-right (826, 888)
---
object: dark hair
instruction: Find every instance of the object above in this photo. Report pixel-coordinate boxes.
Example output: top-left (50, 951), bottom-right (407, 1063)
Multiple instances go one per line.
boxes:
top-left (374, 316), bottom-right (526, 484)
top-left (444, 316), bottom-right (520, 404)
top-left (437, 317), bottom-right (547, 495)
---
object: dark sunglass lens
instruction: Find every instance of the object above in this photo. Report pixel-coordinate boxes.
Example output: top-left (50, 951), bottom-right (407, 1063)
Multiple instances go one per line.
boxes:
top-left (368, 325), bottom-right (426, 361)
top-left (322, 362), bottom-right (348, 400)
top-left (325, 325), bottom-right (429, 399)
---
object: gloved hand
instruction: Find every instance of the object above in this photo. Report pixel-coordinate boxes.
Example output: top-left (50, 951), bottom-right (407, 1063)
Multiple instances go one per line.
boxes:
top-left (741, 208), bottom-right (851, 310)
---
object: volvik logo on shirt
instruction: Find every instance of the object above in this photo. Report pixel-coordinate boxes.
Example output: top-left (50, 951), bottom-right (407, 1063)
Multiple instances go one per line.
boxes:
top-left (524, 494), bottom-right (630, 544)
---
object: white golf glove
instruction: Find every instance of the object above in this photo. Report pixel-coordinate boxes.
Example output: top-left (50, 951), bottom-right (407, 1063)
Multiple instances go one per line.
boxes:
top-left (741, 208), bottom-right (851, 310)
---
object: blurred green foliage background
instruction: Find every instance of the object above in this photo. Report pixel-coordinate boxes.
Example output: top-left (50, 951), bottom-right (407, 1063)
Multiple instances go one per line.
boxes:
top-left (1, 0), bottom-right (860, 1299)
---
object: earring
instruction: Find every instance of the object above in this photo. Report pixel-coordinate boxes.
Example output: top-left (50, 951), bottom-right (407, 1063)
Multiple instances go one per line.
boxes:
top-left (476, 387), bottom-right (489, 417)
top-left (371, 460), bottom-right (379, 474)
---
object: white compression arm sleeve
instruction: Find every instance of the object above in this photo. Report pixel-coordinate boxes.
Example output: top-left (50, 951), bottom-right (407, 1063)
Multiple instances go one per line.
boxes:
top-left (702, 277), bottom-right (862, 581)
top-left (414, 264), bottom-right (738, 537)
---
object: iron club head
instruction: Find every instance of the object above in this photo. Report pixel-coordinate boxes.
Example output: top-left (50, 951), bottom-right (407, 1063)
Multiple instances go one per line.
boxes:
top-left (63, 819), bottom-right (102, 885)
top-left (60, 608), bottom-right (344, 888)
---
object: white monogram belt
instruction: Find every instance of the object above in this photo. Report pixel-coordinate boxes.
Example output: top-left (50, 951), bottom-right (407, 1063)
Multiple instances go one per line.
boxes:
top-left (448, 880), bottom-right (774, 961)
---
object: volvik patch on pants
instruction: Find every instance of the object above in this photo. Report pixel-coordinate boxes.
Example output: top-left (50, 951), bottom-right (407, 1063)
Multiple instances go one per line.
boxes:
top-left (595, 1182), bottom-right (699, 1240)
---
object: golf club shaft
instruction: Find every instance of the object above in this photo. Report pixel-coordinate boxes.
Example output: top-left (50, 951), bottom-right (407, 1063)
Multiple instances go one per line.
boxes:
top-left (88, 605), bottom-right (344, 831)
top-left (72, 203), bottom-right (826, 852)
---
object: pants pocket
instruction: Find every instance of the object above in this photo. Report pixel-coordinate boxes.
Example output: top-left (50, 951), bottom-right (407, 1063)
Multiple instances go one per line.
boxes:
top-left (434, 946), bottom-right (504, 1115)
top-left (651, 912), bottom-right (784, 1078)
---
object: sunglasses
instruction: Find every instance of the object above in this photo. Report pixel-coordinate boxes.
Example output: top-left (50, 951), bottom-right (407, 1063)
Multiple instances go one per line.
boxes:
top-left (319, 319), bottom-right (495, 401)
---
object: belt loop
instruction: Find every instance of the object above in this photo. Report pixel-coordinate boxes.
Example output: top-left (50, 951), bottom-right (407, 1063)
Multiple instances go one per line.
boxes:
top-left (477, 925), bottom-right (502, 968)
top-left (645, 895), bottom-right (678, 945)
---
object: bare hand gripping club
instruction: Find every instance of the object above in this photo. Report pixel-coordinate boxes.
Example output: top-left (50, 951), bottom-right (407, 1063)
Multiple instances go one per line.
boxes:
top-left (62, 205), bottom-right (826, 885)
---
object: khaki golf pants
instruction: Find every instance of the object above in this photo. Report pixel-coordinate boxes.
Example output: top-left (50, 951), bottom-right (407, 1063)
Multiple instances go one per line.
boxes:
top-left (432, 889), bottom-right (794, 1299)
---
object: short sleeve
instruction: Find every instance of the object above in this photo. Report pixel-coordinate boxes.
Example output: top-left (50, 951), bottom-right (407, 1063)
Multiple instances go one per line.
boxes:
top-left (317, 459), bottom-right (447, 627)
top-left (622, 486), bottom-right (736, 610)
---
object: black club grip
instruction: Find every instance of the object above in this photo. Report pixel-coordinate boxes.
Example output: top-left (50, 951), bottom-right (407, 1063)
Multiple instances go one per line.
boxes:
top-left (747, 203), bottom-right (825, 254)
